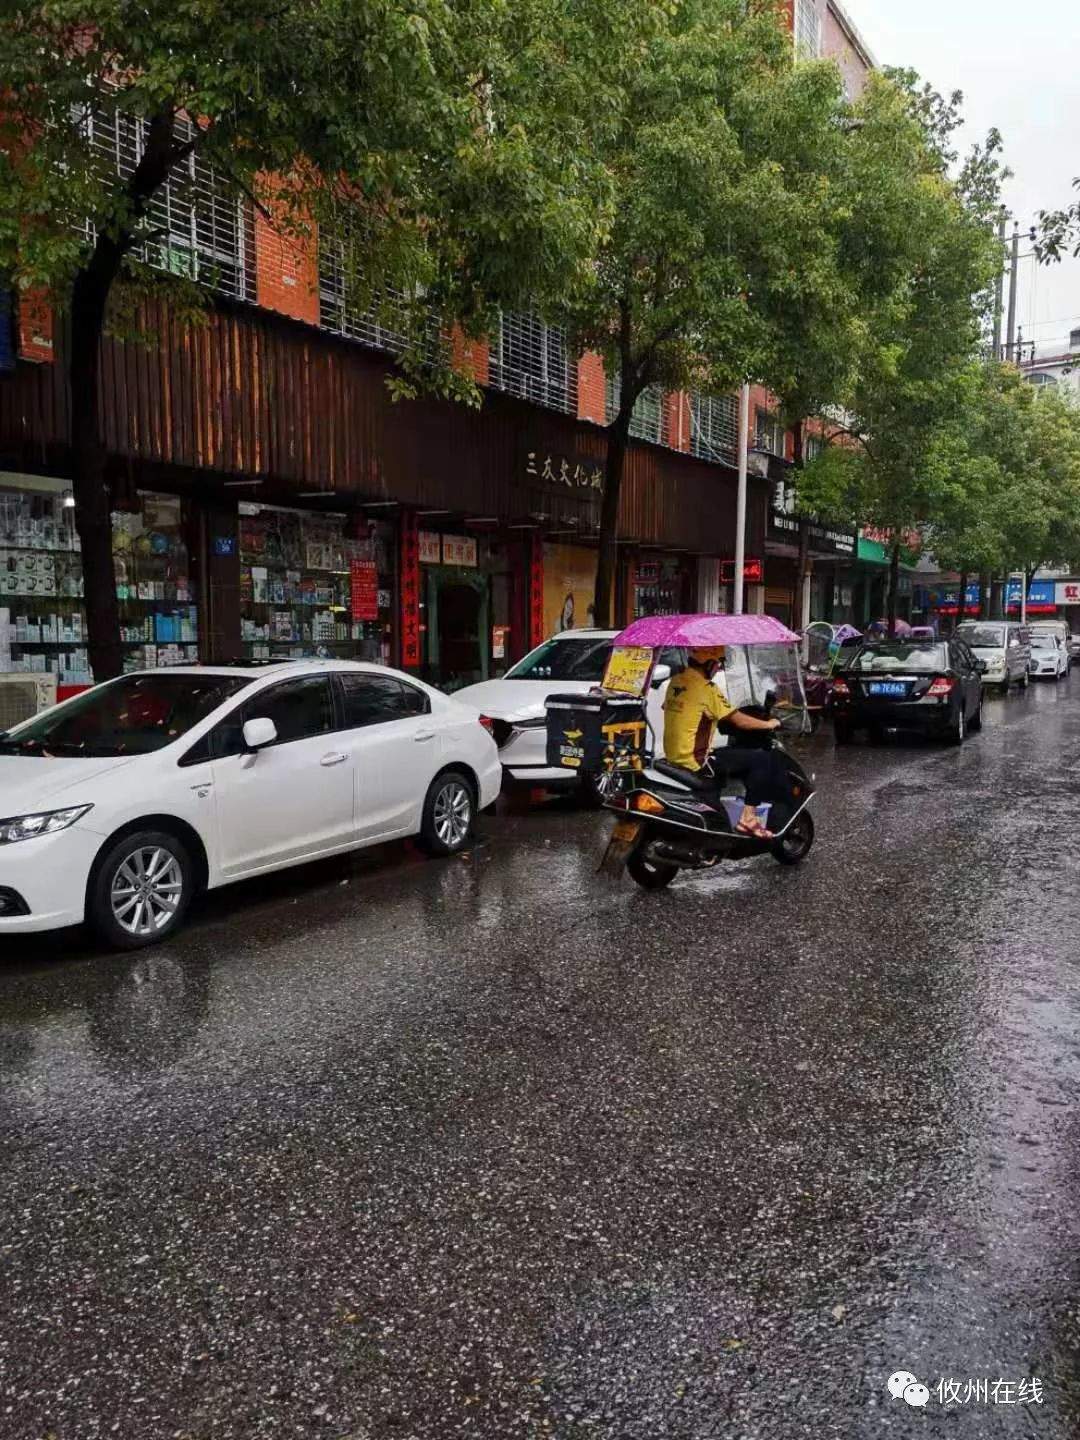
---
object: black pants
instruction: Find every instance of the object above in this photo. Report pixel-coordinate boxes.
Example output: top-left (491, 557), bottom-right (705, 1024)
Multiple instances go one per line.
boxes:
top-left (703, 747), bottom-right (788, 809)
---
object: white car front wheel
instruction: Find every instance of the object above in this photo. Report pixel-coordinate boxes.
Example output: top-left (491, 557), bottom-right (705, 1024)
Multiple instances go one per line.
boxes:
top-left (90, 829), bottom-right (193, 951)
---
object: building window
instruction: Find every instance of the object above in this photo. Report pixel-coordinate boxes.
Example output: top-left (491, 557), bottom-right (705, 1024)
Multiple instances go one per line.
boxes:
top-left (489, 312), bottom-right (577, 415)
top-left (318, 227), bottom-right (442, 362)
top-left (605, 374), bottom-right (664, 444)
top-left (804, 434), bottom-right (823, 462)
top-left (689, 393), bottom-right (738, 461)
top-left (755, 408), bottom-right (786, 457)
top-left (78, 102), bottom-right (256, 303)
top-left (794, 0), bottom-right (821, 58)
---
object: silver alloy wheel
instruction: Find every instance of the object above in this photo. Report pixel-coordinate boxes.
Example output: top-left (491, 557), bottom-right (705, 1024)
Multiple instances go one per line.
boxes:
top-left (110, 846), bottom-right (184, 938)
top-left (432, 780), bottom-right (472, 848)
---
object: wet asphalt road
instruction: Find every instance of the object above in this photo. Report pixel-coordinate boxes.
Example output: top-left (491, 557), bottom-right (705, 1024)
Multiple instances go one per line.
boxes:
top-left (3, 677), bottom-right (1080, 1440)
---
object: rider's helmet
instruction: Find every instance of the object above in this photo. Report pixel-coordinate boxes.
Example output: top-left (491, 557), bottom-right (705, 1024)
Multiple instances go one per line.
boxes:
top-left (689, 646), bottom-right (725, 678)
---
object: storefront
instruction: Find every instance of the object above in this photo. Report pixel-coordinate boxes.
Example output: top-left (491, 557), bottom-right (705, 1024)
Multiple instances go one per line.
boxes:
top-left (763, 494), bottom-right (857, 628)
top-left (237, 502), bottom-right (396, 664)
top-left (416, 527), bottom-right (530, 691)
top-left (1, 471), bottom-right (199, 691)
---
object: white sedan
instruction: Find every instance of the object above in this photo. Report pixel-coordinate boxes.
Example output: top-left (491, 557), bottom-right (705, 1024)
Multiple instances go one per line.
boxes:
top-left (455, 631), bottom-right (711, 801)
top-left (0, 660), bottom-right (500, 949)
top-left (1029, 632), bottom-right (1069, 680)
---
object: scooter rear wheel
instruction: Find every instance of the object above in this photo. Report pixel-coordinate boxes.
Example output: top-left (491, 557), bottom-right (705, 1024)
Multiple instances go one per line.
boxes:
top-left (627, 849), bottom-right (679, 890)
top-left (771, 811), bottom-right (815, 866)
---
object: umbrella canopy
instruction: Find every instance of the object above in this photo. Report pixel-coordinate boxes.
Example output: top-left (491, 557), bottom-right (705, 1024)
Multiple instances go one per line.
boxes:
top-left (832, 624), bottom-right (863, 644)
top-left (614, 613), bottom-right (801, 648)
top-left (868, 618), bottom-right (913, 637)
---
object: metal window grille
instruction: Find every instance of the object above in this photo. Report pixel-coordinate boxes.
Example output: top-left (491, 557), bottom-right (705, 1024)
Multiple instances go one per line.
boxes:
top-left (605, 373), bottom-right (664, 444)
top-left (689, 392), bottom-right (738, 461)
top-left (755, 408), bottom-right (786, 456)
top-left (77, 102), bottom-right (256, 303)
top-left (794, 0), bottom-right (821, 58)
top-left (805, 434), bottom-right (823, 462)
top-left (489, 312), bottom-right (577, 415)
top-left (318, 233), bottom-right (438, 361)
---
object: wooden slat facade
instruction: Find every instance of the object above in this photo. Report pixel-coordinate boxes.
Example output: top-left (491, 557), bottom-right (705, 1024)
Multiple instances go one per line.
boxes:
top-left (0, 297), bottom-right (766, 558)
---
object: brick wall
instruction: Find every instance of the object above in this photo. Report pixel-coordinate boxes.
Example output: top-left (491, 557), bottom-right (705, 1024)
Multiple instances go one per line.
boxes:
top-left (450, 328), bottom-right (490, 385)
top-left (664, 391), bottom-right (691, 452)
top-left (254, 178), bottom-right (320, 326)
top-left (577, 350), bottom-right (606, 425)
top-left (17, 289), bottom-right (54, 364)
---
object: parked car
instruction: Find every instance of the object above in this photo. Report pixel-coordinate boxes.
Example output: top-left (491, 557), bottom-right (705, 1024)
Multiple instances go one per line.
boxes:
top-left (832, 637), bottom-right (984, 745)
top-left (1028, 630), bottom-right (1069, 680)
top-left (0, 661), bottom-right (501, 949)
top-left (455, 630), bottom-right (694, 801)
top-left (954, 620), bottom-right (1031, 691)
top-left (1028, 620), bottom-right (1073, 670)
top-left (1071, 633), bottom-right (1080, 664)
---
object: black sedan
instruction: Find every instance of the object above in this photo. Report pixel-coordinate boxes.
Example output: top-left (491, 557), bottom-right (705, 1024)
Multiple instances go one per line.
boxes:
top-left (832, 638), bottom-right (985, 745)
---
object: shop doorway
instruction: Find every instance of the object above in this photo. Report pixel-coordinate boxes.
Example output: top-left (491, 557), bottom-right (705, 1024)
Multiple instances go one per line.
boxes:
top-left (423, 567), bottom-right (490, 691)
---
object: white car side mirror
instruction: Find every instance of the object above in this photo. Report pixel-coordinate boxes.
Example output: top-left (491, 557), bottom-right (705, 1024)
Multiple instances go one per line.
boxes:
top-left (242, 717), bottom-right (277, 752)
top-left (651, 663), bottom-right (672, 689)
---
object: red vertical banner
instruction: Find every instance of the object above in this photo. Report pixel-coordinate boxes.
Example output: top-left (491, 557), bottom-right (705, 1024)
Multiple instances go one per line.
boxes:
top-left (528, 533), bottom-right (545, 648)
top-left (399, 510), bottom-right (421, 669)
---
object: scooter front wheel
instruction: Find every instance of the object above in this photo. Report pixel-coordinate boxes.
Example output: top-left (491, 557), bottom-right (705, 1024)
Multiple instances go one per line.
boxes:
top-left (771, 811), bottom-right (815, 866)
top-left (627, 847), bottom-right (680, 890)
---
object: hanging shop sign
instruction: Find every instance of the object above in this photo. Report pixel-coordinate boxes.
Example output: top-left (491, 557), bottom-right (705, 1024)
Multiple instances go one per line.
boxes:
top-left (1005, 579), bottom-right (1057, 614)
top-left (442, 535), bottom-right (477, 568)
top-left (399, 514), bottom-right (421, 668)
top-left (350, 559), bottom-right (379, 621)
top-left (721, 558), bottom-right (764, 584)
top-left (1055, 580), bottom-right (1080, 606)
top-left (529, 534), bottom-right (545, 648)
top-left (418, 531), bottom-right (441, 564)
top-left (806, 520), bottom-right (857, 557)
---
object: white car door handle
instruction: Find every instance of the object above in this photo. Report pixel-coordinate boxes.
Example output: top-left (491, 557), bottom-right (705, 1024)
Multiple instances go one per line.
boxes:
top-left (320, 752), bottom-right (348, 766)
top-left (413, 731), bottom-right (436, 742)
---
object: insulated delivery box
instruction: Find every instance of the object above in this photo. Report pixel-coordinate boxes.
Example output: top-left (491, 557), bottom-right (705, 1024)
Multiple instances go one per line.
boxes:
top-left (544, 691), bottom-right (649, 775)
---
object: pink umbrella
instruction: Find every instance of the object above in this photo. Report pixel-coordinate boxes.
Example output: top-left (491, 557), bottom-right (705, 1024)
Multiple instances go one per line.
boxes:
top-left (614, 613), bottom-right (801, 648)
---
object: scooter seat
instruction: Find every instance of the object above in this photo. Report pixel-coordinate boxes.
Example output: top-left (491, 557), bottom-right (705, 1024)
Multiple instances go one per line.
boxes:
top-left (653, 759), bottom-right (712, 792)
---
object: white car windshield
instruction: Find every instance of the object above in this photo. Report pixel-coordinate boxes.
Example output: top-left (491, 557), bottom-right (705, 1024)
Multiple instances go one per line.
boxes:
top-left (957, 625), bottom-right (1005, 648)
top-left (0, 674), bottom-right (253, 758)
top-left (1030, 634), bottom-right (1058, 651)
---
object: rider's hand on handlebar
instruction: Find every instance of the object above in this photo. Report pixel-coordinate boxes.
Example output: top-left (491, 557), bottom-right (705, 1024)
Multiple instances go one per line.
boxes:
top-left (767, 718), bottom-right (782, 731)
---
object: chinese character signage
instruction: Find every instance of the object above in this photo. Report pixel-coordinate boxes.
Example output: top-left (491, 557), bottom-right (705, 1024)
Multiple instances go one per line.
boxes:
top-left (442, 535), bottom-right (477, 567)
top-left (350, 559), bottom-right (379, 621)
top-left (1056, 580), bottom-right (1080, 606)
top-left (721, 558), bottom-right (764, 584)
top-left (602, 646), bottom-right (654, 697)
top-left (525, 451), bottom-right (604, 492)
top-left (528, 534), bottom-right (545, 647)
top-left (399, 512), bottom-right (421, 668)
top-left (418, 531), bottom-right (441, 564)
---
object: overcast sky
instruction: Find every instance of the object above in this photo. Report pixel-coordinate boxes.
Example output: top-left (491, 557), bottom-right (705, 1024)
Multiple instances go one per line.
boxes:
top-left (845, 0), bottom-right (1080, 359)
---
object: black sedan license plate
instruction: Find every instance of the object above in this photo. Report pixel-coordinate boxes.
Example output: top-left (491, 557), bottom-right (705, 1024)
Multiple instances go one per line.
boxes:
top-left (869, 681), bottom-right (908, 696)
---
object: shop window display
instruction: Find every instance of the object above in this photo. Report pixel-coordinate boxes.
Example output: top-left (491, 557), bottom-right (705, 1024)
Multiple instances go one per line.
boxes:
top-left (0, 478), bottom-right (89, 683)
top-left (113, 493), bottom-right (199, 671)
top-left (239, 504), bottom-right (394, 663)
top-left (0, 480), bottom-right (195, 683)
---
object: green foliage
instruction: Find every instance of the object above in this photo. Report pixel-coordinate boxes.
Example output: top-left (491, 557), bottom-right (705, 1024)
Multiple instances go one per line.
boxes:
top-left (0, 0), bottom-right (611, 355)
top-left (1037, 177), bottom-right (1080, 262)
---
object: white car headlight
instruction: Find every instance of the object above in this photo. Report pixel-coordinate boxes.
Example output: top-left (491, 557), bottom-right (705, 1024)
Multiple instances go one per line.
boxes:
top-left (0, 805), bottom-right (93, 845)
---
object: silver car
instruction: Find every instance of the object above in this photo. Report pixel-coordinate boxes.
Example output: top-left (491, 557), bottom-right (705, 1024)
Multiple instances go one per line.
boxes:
top-left (954, 621), bottom-right (1030, 692)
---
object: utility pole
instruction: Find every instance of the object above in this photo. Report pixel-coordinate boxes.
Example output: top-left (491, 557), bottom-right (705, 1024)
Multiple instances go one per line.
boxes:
top-left (734, 383), bottom-right (750, 615)
top-left (992, 209), bottom-right (1006, 359)
top-left (1005, 222), bottom-right (1020, 363)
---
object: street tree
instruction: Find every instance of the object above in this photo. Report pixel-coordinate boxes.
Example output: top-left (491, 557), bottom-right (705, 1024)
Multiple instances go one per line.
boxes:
top-left (796, 76), bottom-right (1003, 632)
top-left (0, 0), bottom-right (610, 679)
top-left (1037, 177), bottom-right (1080, 261)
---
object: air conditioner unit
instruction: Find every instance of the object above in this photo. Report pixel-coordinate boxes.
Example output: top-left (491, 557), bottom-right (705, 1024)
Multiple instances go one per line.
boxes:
top-left (0, 674), bottom-right (58, 730)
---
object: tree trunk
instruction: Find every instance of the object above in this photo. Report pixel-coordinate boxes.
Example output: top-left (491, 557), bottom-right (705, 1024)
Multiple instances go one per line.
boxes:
top-left (70, 261), bottom-right (124, 681)
top-left (886, 540), bottom-right (901, 636)
top-left (593, 411), bottom-right (632, 628)
top-left (792, 421), bottom-right (810, 631)
top-left (64, 108), bottom-right (183, 681)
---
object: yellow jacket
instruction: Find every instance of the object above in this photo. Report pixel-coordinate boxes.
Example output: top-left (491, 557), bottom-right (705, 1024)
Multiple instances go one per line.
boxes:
top-left (663, 665), bottom-right (734, 770)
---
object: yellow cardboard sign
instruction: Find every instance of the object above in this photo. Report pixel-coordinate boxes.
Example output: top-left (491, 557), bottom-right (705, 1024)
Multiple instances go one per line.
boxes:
top-left (602, 646), bottom-right (654, 696)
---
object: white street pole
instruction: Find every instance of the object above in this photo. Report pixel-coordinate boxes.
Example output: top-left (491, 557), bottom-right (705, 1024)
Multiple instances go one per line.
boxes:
top-left (1020, 570), bottom-right (1027, 625)
top-left (734, 382), bottom-right (750, 615)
